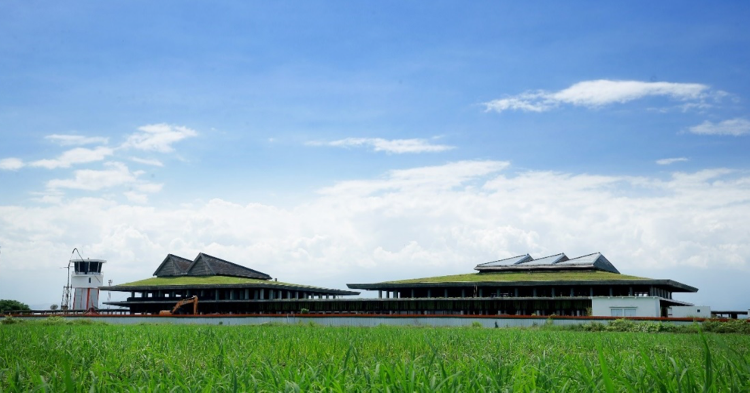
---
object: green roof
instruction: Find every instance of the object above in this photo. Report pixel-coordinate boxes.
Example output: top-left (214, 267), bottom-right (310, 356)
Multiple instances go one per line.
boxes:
top-left (386, 271), bottom-right (647, 284)
top-left (115, 276), bottom-right (322, 290)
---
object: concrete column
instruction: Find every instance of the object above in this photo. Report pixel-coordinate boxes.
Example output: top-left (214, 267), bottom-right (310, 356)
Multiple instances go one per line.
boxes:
top-left (590, 287), bottom-right (594, 296)
top-left (570, 288), bottom-right (574, 297)
top-left (260, 288), bottom-right (265, 300)
top-left (215, 290), bottom-right (219, 301)
top-left (461, 289), bottom-right (466, 298)
top-left (629, 287), bottom-right (633, 296)
top-left (533, 288), bottom-right (537, 297)
top-left (514, 288), bottom-right (519, 297)
top-left (551, 288), bottom-right (555, 297)
top-left (427, 289), bottom-right (431, 298)
top-left (609, 287), bottom-right (613, 296)
top-left (479, 288), bottom-right (483, 297)
top-left (411, 289), bottom-right (415, 298)
top-left (444, 288), bottom-right (448, 298)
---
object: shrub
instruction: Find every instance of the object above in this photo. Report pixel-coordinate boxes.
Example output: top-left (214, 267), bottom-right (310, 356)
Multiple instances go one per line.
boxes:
top-left (1, 316), bottom-right (23, 325)
top-left (0, 299), bottom-right (31, 313)
top-left (702, 319), bottom-right (750, 334)
top-left (40, 316), bottom-right (69, 326)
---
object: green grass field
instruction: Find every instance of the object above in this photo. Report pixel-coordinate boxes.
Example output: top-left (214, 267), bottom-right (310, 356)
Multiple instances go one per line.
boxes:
top-left (1, 321), bottom-right (749, 392)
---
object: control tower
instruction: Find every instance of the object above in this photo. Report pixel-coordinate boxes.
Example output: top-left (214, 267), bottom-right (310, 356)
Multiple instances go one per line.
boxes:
top-left (64, 258), bottom-right (106, 310)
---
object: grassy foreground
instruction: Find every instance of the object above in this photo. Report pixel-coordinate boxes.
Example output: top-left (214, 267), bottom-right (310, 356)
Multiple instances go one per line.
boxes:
top-left (1, 322), bottom-right (749, 392)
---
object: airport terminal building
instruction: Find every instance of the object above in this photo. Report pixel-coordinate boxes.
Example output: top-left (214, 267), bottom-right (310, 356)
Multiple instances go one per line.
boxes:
top-left (103, 251), bottom-right (698, 317)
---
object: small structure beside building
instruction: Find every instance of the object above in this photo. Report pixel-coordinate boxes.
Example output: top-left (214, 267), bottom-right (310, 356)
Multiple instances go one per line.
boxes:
top-left (710, 310), bottom-right (749, 319)
top-left (669, 305), bottom-right (711, 318)
top-left (591, 297), bottom-right (661, 318)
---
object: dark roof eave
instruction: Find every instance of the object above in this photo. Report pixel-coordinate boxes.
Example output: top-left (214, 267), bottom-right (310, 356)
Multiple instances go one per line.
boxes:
top-left (347, 279), bottom-right (698, 292)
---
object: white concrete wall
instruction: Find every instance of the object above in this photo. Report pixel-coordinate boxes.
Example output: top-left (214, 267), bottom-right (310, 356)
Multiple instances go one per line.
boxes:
top-left (591, 296), bottom-right (661, 317)
top-left (670, 306), bottom-right (711, 318)
top-left (71, 273), bottom-right (105, 289)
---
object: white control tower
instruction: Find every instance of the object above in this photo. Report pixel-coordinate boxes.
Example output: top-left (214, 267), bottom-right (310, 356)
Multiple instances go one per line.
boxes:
top-left (67, 258), bottom-right (106, 310)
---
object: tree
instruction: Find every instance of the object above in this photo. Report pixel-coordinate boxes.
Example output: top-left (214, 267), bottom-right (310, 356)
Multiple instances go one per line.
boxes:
top-left (0, 299), bottom-right (31, 313)
top-left (50, 304), bottom-right (59, 311)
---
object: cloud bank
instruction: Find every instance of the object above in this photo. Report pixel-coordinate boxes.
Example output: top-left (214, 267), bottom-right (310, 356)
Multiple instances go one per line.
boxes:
top-left (656, 157), bottom-right (688, 165)
top-left (1, 161), bottom-right (748, 308)
top-left (689, 118), bottom-right (750, 136)
top-left (484, 80), bottom-right (714, 113)
top-left (308, 137), bottom-right (454, 153)
top-left (122, 124), bottom-right (198, 152)
top-left (45, 135), bottom-right (109, 146)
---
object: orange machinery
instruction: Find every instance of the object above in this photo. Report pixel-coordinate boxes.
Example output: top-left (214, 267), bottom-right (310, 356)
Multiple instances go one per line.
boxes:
top-left (159, 296), bottom-right (198, 316)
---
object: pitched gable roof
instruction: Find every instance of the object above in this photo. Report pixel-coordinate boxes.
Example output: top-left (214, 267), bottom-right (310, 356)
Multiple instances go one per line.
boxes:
top-left (475, 254), bottom-right (533, 269)
top-left (475, 252), bottom-right (619, 273)
top-left (153, 254), bottom-right (194, 277)
top-left (185, 252), bottom-right (272, 280)
top-left (556, 252), bottom-right (620, 274)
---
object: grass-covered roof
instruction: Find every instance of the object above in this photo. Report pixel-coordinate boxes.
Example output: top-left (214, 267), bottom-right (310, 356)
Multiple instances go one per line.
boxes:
top-left (118, 276), bottom-right (293, 287)
top-left (385, 271), bottom-right (646, 284)
top-left (104, 276), bottom-right (359, 295)
top-left (347, 269), bottom-right (698, 292)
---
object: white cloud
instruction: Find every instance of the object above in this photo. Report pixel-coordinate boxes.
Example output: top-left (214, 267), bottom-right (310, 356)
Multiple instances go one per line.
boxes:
top-left (308, 137), bottom-right (454, 154)
top-left (0, 158), bottom-right (24, 171)
top-left (2, 161), bottom-right (750, 309)
top-left (688, 118), bottom-right (750, 136)
top-left (122, 123), bottom-right (197, 152)
top-left (46, 162), bottom-right (140, 191)
top-left (656, 157), bottom-right (688, 165)
top-left (319, 160), bottom-right (508, 196)
top-left (485, 79), bottom-right (713, 113)
top-left (130, 157), bottom-right (164, 167)
top-left (124, 191), bottom-right (149, 204)
top-left (30, 147), bottom-right (114, 169)
top-left (135, 183), bottom-right (164, 193)
top-left (45, 134), bottom-right (109, 146)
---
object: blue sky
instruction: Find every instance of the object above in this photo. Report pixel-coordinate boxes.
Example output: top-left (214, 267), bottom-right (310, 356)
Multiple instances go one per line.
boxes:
top-left (1, 2), bottom-right (749, 310)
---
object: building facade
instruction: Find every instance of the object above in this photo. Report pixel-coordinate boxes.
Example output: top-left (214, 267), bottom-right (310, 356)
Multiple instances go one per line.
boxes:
top-left (102, 253), bottom-right (359, 314)
top-left (103, 252), bottom-right (698, 317)
top-left (346, 252), bottom-right (698, 317)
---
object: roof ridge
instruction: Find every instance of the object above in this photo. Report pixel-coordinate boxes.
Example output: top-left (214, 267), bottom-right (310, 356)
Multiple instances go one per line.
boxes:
top-left (476, 253), bottom-right (532, 266)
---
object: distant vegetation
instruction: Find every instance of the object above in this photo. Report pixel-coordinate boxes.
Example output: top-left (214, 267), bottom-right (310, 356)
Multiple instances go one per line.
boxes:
top-left (1, 321), bottom-right (749, 391)
top-left (0, 299), bottom-right (30, 313)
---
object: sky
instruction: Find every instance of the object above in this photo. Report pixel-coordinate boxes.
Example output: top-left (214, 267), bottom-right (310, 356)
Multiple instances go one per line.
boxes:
top-left (1, 2), bottom-right (749, 311)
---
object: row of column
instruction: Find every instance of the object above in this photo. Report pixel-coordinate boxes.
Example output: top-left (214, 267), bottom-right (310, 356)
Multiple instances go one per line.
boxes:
top-left (375, 286), bottom-right (673, 299)
top-left (134, 289), bottom-right (339, 301)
